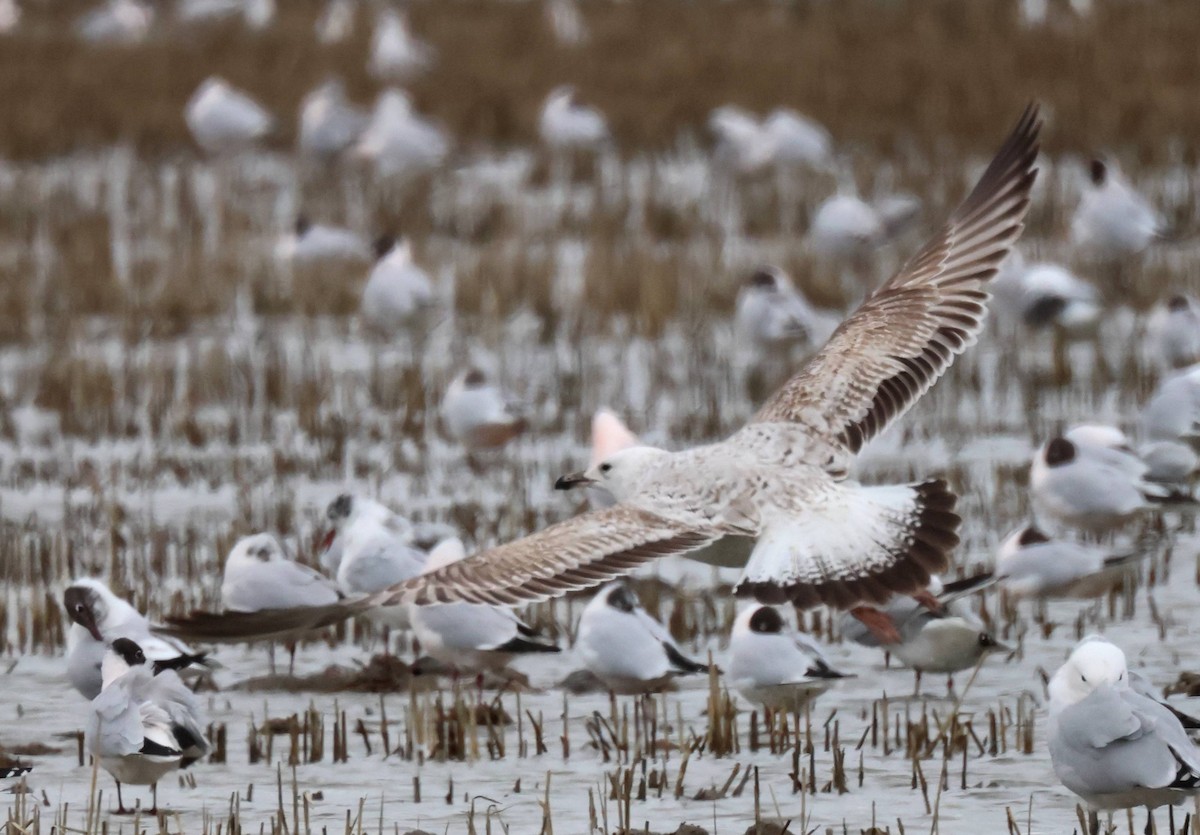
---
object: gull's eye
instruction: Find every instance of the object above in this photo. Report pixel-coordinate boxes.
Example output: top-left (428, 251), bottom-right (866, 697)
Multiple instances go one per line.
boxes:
top-left (599, 463), bottom-right (612, 474)
top-left (73, 604), bottom-right (84, 613)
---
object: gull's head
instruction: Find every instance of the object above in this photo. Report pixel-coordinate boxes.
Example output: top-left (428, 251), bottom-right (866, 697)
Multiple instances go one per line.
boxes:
top-left (101, 637), bottom-right (146, 688)
top-left (1089, 158), bottom-right (1108, 188)
top-left (1049, 636), bottom-right (1128, 708)
top-left (326, 493), bottom-right (355, 528)
top-left (599, 581), bottom-right (639, 614)
top-left (1041, 437), bottom-right (1077, 468)
top-left (63, 579), bottom-right (112, 642)
top-left (228, 533), bottom-right (288, 567)
top-left (738, 604), bottom-right (786, 636)
top-left (554, 445), bottom-right (670, 500)
top-left (744, 266), bottom-right (787, 295)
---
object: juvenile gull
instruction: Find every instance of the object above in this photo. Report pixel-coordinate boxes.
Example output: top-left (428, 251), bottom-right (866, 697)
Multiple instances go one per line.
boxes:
top-left (1048, 636), bottom-right (1200, 831)
top-left (363, 105), bottom-right (1040, 612)
top-left (575, 581), bottom-right (707, 694)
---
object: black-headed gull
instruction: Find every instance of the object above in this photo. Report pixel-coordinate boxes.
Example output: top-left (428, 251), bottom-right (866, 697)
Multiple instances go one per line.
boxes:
top-left (87, 638), bottom-right (209, 814)
top-left (323, 494), bottom-right (426, 629)
top-left (410, 539), bottom-right (559, 675)
top-left (734, 266), bottom-right (838, 351)
top-left (576, 582), bottom-right (707, 693)
top-left (360, 237), bottom-right (437, 335)
top-left (1071, 159), bottom-right (1166, 259)
top-left (441, 367), bottom-right (527, 451)
top-left (728, 604), bottom-right (847, 712)
top-left (64, 579), bottom-right (208, 701)
top-left (1030, 436), bottom-right (1172, 535)
top-left (315, 0), bottom-right (353, 44)
top-left (276, 216), bottom-right (370, 265)
top-left (184, 77), bottom-right (273, 154)
top-left (1048, 636), bottom-right (1200, 830)
top-left (841, 574), bottom-right (1005, 693)
top-left (993, 525), bottom-right (1146, 600)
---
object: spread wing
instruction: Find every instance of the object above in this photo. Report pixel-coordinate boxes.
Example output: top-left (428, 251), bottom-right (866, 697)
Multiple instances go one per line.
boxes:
top-left (753, 104), bottom-right (1040, 454)
top-left (370, 504), bottom-right (721, 607)
top-left (156, 600), bottom-right (370, 643)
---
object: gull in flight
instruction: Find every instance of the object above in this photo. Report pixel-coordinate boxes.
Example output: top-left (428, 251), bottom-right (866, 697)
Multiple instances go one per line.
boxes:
top-left (363, 106), bottom-right (1040, 616)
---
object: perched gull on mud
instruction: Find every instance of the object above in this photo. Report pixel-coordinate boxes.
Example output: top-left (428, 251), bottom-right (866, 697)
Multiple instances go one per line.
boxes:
top-left (363, 105), bottom-right (1040, 614)
top-left (575, 581), bottom-right (708, 694)
top-left (87, 638), bottom-right (209, 814)
top-left (1048, 636), bottom-right (1200, 833)
top-left (64, 578), bottom-right (208, 700)
top-left (728, 604), bottom-right (847, 712)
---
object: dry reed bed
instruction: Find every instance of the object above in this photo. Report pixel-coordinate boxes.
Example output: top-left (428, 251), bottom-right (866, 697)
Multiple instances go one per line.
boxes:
top-left (4, 0), bottom-right (1200, 160)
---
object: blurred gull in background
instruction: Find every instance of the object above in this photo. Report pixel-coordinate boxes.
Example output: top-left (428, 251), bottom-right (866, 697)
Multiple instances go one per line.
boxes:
top-left (276, 215), bottom-right (370, 265)
top-left (354, 89), bottom-right (448, 178)
top-left (368, 9), bottom-right (434, 81)
top-left (441, 366), bottom-right (527, 452)
top-left (185, 77), bottom-right (273, 154)
top-left (297, 78), bottom-right (368, 160)
top-left (1071, 158), bottom-right (1167, 259)
top-left (359, 236), bottom-right (438, 336)
top-left (539, 86), bottom-right (609, 153)
top-left (75, 0), bottom-right (152, 45)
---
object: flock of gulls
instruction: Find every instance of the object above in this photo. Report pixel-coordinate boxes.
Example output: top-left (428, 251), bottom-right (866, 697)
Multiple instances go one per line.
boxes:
top-left (2, 4), bottom-right (1200, 832)
top-left (21, 100), bottom-right (1198, 832)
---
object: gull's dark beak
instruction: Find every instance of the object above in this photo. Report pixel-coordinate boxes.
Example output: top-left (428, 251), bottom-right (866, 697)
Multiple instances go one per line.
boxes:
top-left (555, 471), bottom-right (595, 491)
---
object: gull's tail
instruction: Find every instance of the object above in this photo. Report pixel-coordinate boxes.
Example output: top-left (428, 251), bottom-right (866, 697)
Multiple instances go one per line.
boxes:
top-left (734, 479), bottom-right (960, 610)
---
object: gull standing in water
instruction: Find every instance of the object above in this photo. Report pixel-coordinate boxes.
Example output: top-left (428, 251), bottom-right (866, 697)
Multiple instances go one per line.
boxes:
top-left (409, 539), bottom-right (560, 677)
top-left (64, 579), bottom-right (208, 700)
top-left (729, 604), bottom-right (847, 712)
top-left (840, 574), bottom-right (1005, 695)
top-left (360, 106), bottom-right (1039, 618)
top-left (575, 581), bottom-right (707, 693)
top-left (87, 639), bottom-right (209, 814)
top-left (1048, 636), bottom-right (1200, 834)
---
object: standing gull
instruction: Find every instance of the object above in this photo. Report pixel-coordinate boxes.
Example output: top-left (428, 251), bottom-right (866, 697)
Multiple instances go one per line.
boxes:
top-left (575, 581), bottom-right (708, 694)
top-left (87, 638), bottom-right (209, 814)
top-left (1048, 636), bottom-right (1200, 833)
top-left (65, 578), bottom-right (208, 701)
top-left (729, 604), bottom-right (848, 712)
top-left (358, 106), bottom-right (1039, 613)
